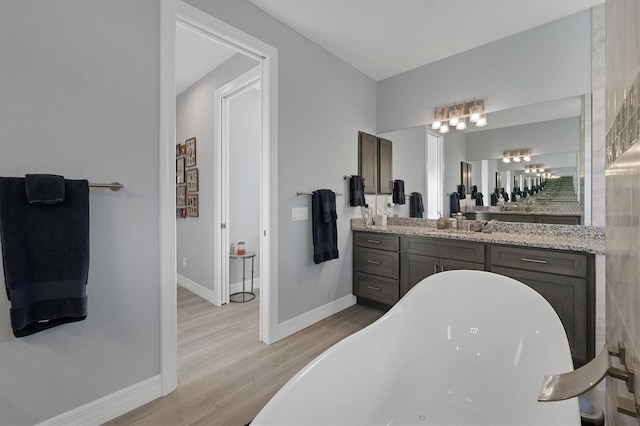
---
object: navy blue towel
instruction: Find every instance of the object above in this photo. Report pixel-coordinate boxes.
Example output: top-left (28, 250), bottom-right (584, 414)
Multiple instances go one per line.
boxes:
top-left (392, 180), bottom-right (406, 205)
top-left (470, 185), bottom-right (477, 200)
top-left (475, 192), bottom-right (484, 206)
top-left (349, 175), bottom-right (365, 207)
top-left (490, 193), bottom-right (498, 206)
top-left (503, 192), bottom-right (510, 202)
top-left (457, 184), bottom-right (466, 199)
top-left (449, 193), bottom-right (460, 214)
top-left (311, 190), bottom-right (338, 264)
top-left (0, 176), bottom-right (89, 337)
top-left (410, 192), bottom-right (424, 218)
top-left (25, 174), bottom-right (65, 205)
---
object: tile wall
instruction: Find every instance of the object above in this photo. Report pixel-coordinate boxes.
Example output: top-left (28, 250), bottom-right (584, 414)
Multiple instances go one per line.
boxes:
top-left (605, 0), bottom-right (640, 424)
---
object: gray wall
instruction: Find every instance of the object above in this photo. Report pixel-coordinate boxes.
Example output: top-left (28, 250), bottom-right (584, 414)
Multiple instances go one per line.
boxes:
top-left (0, 1), bottom-right (160, 424)
top-left (184, 0), bottom-right (377, 322)
top-left (377, 10), bottom-right (592, 133)
top-left (229, 86), bottom-right (262, 284)
top-left (604, 0), bottom-right (640, 424)
top-left (442, 131), bottom-right (467, 216)
top-left (465, 117), bottom-right (581, 162)
top-left (176, 54), bottom-right (258, 290)
top-left (378, 126), bottom-right (426, 218)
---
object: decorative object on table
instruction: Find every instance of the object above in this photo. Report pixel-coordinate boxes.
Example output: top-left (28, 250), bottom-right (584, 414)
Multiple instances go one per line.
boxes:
top-left (176, 185), bottom-right (186, 207)
top-left (229, 251), bottom-right (256, 303)
top-left (176, 208), bottom-right (186, 218)
top-left (176, 157), bottom-right (185, 185)
top-left (186, 168), bottom-right (199, 192)
top-left (237, 241), bottom-right (246, 255)
top-left (185, 137), bottom-right (197, 167)
top-left (186, 194), bottom-right (199, 217)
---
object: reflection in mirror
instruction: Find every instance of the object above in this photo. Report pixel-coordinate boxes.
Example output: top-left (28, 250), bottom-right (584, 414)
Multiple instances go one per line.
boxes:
top-left (378, 95), bottom-right (590, 225)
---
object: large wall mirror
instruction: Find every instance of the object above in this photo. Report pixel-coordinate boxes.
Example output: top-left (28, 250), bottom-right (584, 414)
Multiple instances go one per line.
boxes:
top-left (376, 94), bottom-right (591, 225)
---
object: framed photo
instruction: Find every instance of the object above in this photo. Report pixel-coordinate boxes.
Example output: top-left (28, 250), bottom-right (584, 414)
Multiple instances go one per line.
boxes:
top-left (176, 144), bottom-right (181, 158)
top-left (176, 185), bottom-right (186, 206)
top-left (176, 157), bottom-right (185, 185)
top-left (187, 194), bottom-right (199, 217)
top-left (176, 208), bottom-right (186, 219)
top-left (179, 144), bottom-right (186, 157)
top-left (186, 168), bottom-right (199, 192)
top-left (185, 137), bottom-right (197, 167)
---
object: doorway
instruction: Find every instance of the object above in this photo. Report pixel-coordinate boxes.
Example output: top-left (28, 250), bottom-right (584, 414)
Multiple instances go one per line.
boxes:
top-left (160, 0), bottom-right (278, 395)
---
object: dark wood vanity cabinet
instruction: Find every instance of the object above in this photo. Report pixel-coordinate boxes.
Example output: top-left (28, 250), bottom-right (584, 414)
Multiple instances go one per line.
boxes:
top-left (353, 230), bottom-right (595, 365)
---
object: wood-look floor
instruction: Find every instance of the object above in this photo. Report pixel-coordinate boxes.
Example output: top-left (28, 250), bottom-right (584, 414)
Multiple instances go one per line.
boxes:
top-left (106, 287), bottom-right (383, 426)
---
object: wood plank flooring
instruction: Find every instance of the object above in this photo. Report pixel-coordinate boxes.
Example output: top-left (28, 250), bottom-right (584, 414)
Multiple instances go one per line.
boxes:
top-left (106, 286), bottom-right (383, 426)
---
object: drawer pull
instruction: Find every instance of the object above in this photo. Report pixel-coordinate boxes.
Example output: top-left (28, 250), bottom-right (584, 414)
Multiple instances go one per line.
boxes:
top-left (367, 260), bottom-right (382, 265)
top-left (367, 239), bottom-right (382, 244)
top-left (521, 257), bottom-right (548, 264)
top-left (367, 285), bottom-right (382, 291)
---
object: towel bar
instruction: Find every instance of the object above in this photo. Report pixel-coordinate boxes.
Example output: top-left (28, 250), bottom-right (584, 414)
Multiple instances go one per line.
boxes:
top-left (297, 191), bottom-right (343, 196)
top-left (89, 182), bottom-right (124, 191)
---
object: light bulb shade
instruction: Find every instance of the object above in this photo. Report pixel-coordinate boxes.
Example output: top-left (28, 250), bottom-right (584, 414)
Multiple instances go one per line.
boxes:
top-left (448, 107), bottom-right (460, 126)
top-left (432, 120), bottom-right (441, 130)
top-left (513, 156), bottom-right (521, 162)
top-left (439, 123), bottom-right (449, 133)
top-left (502, 157), bottom-right (510, 163)
top-left (523, 155), bottom-right (531, 161)
top-left (469, 104), bottom-right (482, 122)
top-left (476, 113), bottom-right (487, 127)
top-left (456, 118), bottom-right (467, 130)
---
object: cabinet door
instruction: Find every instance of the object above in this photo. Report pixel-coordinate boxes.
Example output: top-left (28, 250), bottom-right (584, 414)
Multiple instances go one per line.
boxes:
top-left (358, 131), bottom-right (377, 194)
top-left (492, 266), bottom-right (589, 364)
top-left (377, 137), bottom-right (393, 194)
top-left (401, 253), bottom-right (439, 297)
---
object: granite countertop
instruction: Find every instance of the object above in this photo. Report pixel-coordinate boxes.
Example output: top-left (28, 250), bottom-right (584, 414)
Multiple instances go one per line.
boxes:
top-left (352, 220), bottom-right (605, 255)
top-left (464, 206), bottom-right (582, 216)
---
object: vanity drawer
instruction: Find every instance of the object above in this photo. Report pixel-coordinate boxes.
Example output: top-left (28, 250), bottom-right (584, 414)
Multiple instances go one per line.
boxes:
top-left (354, 246), bottom-right (400, 279)
top-left (354, 232), bottom-right (400, 251)
top-left (354, 271), bottom-right (399, 305)
top-left (490, 245), bottom-right (587, 278)
top-left (402, 237), bottom-right (485, 263)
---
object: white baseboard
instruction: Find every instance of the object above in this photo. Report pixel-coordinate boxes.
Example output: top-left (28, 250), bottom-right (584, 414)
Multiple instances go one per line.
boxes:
top-left (177, 274), bottom-right (219, 306)
top-left (230, 277), bottom-right (261, 294)
top-left (37, 375), bottom-right (162, 426)
top-left (275, 294), bottom-right (356, 341)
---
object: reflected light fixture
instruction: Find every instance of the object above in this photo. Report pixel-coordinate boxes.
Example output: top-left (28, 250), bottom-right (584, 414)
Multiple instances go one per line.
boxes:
top-left (432, 98), bottom-right (485, 133)
top-left (502, 157), bottom-right (511, 163)
top-left (503, 149), bottom-right (531, 163)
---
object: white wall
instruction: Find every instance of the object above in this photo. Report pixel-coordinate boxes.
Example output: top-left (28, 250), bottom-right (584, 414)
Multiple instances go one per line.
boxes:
top-left (378, 126), bottom-right (425, 217)
top-left (176, 54), bottom-right (258, 291)
top-left (465, 117), bottom-right (581, 161)
top-left (228, 85), bottom-right (262, 284)
top-left (184, 0), bottom-right (378, 322)
top-left (0, 1), bottom-right (160, 424)
top-left (377, 10), bottom-right (592, 133)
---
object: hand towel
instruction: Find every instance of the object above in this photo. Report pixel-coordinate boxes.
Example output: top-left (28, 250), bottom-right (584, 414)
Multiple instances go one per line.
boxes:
top-left (25, 174), bottom-right (65, 205)
top-left (470, 185), bottom-right (477, 200)
top-left (0, 176), bottom-right (89, 337)
top-left (410, 192), bottom-right (424, 218)
top-left (503, 192), bottom-right (510, 202)
top-left (457, 184), bottom-right (466, 199)
top-left (490, 193), bottom-right (498, 206)
top-left (349, 175), bottom-right (365, 207)
top-left (475, 192), bottom-right (484, 206)
top-left (312, 190), bottom-right (339, 264)
top-left (392, 180), bottom-right (406, 205)
top-left (449, 192), bottom-right (460, 215)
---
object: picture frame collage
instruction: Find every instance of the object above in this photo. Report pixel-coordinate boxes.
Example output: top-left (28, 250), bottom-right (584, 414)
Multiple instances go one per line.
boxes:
top-left (606, 70), bottom-right (640, 168)
top-left (176, 137), bottom-right (199, 218)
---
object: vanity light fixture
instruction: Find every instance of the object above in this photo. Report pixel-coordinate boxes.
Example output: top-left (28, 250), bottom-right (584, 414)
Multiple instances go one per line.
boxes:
top-left (524, 163), bottom-right (544, 173)
top-left (503, 149), bottom-right (531, 163)
top-left (432, 98), bottom-right (485, 133)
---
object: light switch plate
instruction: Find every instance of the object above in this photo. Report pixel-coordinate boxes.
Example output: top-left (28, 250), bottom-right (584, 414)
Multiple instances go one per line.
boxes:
top-left (292, 207), bottom-right (308, 221)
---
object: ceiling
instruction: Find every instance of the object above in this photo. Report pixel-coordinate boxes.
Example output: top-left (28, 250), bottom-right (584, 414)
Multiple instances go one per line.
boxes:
top-left (248, 0), bottom-right (604, 81)
top-left (176, 23), bottom-right (238, 95)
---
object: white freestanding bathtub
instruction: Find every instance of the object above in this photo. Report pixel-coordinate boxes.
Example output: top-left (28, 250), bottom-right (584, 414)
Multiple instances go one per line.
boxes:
top-left (252, 270), bottom-right (579, 425)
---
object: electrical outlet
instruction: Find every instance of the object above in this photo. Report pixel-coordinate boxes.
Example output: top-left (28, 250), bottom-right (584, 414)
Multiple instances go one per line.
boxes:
top-left (182, 257), bottom-right (187, 267)
top-left (292, 207), bottom-right (308, 221)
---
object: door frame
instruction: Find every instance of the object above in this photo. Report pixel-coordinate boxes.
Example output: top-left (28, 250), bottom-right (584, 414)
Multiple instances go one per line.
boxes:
top-left (214, 66), bottom-right (262, 306)
top-left (159, 0), bottom-right (278, 395)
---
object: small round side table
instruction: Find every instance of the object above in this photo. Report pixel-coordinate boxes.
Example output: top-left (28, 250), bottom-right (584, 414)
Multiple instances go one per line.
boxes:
top-left (229, 251), bottom-right (256, 303)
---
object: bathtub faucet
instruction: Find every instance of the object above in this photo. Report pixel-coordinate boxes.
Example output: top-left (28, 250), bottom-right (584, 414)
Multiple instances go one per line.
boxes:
top-left (538, 341), bottom-right (639, 418)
